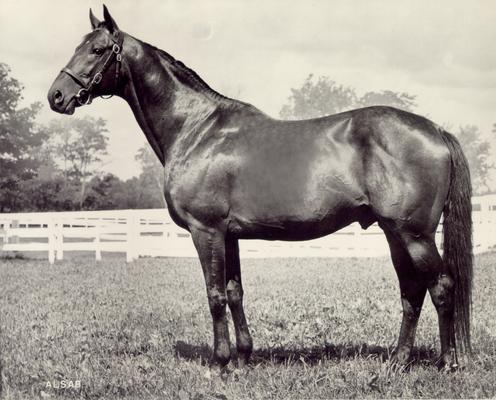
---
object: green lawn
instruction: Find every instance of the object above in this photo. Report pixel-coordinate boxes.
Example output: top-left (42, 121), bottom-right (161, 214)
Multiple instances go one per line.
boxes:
top-left (1, 253), bottom-right (495, 399)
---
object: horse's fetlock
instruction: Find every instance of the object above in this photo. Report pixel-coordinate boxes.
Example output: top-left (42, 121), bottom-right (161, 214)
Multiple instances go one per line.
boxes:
top-left (208, 290), bottom-right (227, 316)
top-left (438, 273), bottom-right (455, 290)
top-left (214, 344), bottom-right (231, 367)
top-left (237, 333), bottom-right (253, 354)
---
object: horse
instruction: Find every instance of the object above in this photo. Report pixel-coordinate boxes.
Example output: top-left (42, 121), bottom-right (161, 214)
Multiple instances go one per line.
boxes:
top-left (47, 6), bottom-right (472, 371)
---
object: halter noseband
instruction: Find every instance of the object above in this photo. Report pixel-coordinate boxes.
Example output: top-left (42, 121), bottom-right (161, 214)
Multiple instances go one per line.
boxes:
top-left (61, 31), bottom-right (123, 106)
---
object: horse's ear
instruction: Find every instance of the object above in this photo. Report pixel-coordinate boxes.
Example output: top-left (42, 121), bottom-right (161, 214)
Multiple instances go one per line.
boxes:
top-left (89, 8), bottom-right (101, 30)
top-left (102, 4), bottom-right (119, 34)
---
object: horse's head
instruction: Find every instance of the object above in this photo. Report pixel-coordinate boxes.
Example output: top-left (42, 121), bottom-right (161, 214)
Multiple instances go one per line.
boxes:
top-left (48, 5), bottom-right (124, 114)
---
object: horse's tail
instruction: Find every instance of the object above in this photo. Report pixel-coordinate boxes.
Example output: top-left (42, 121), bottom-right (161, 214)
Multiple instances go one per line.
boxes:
top-left (440, 129), bottom-right (473, 356)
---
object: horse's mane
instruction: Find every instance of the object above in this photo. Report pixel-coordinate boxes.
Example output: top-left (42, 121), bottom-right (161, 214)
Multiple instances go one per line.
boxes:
top-left (86, 27), bottom-right (256, 111)
top-left (144, 40), bottom-right (251, 109)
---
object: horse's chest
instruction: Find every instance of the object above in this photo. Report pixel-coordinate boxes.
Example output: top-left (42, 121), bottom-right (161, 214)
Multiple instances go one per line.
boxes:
top-left (162, 165), bottom-right (191, 229)
top-left (163, 160), bottom-right (230, 229)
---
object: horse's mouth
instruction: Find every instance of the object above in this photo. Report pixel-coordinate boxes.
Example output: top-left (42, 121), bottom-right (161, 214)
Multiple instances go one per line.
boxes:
top-left (63, 97), bottom-right (77, 115)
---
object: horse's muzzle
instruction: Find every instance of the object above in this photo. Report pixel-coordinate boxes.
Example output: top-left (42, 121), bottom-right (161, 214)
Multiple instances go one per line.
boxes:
top-left (47, 73), bottom-right (79, 115)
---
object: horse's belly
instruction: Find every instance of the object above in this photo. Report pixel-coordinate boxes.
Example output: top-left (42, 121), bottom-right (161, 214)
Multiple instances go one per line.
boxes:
top-left (228, 197), bottom-right (368, 241)
top-left (227, 161), bottom-right (369, 240)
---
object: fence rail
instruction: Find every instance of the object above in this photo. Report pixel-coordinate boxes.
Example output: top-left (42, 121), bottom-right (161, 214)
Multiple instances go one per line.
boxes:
top-left (1, 202), bottom-right (495, 263)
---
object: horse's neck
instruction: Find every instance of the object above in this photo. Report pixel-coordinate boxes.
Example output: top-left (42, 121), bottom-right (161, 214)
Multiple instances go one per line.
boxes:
top-left (120, 35), bottom-right (250, 165)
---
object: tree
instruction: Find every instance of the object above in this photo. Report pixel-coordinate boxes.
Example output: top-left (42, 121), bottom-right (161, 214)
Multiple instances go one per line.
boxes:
top-left (279, 73), bottom-right (417, 120)
top-left (21, 177), bottom-right (67, 211)
top-left (279, 74), bottom-right (357, 120)
top-left (48, 116), bottom-right (109, 209)
top-left (79, 145), bottom-right (166, 211)
top-left (357, 90), bottom-right (416, 112)
top-left (456, 125), bottom-right (494, 195)
top-left (0, 63), bottom-right (46, 212)
top-left (83, 173), bottom-right (126, 210)
top-left (134, 145), bottom-right (166, 208)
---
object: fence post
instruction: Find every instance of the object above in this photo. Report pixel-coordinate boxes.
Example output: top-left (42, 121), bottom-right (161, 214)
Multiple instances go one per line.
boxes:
top-left (56, 218), bottom-right (64, 261)
top-left (95, 220), bottom-right (102, 262)
top-left (127, 213), bottom-right (139, 262)
top-left (47, 216), bottom-right (55, 264)
top-left (10, 219), bottom-right (19, 246)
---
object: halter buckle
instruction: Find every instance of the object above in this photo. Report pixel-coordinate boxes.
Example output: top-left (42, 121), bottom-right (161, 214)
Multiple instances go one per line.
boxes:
top-left (112, 43), bottom-right (121, 54)
top-left (92, 72), bottom-right (102, 85)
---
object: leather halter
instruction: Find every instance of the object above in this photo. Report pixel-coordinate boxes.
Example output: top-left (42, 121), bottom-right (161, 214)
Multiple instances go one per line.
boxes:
top-left (61, 30), bottom-right (124, 106)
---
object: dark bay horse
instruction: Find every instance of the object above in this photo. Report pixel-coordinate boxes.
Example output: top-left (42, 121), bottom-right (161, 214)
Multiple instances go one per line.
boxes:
top-left (48, 6), bottom-right (473, 370)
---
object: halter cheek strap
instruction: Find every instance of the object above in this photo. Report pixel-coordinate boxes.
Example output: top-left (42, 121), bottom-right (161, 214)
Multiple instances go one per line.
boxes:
top-left (61, 32), bottom-right (124, 106)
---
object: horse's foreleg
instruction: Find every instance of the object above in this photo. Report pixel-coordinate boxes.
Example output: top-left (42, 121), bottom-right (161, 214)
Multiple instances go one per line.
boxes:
top-left (191, 228), bottom-right (231, 368)
top-left (225, 237), bottom-right (253, 367)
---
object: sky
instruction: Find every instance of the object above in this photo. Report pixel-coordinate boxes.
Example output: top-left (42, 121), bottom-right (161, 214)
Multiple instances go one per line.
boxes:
top-left (1, 0), bottom-right (495, 179)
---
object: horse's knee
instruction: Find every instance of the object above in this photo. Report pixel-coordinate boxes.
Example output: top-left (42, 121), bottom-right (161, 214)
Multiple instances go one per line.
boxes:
top-left (207, 289), bottom-right (227, 318)
top-left (226, 279), bottom-right (243, 307)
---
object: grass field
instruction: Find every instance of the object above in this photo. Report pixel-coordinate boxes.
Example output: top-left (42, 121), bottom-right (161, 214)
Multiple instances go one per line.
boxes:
top-left (1, 252), bottom-right (495, 399)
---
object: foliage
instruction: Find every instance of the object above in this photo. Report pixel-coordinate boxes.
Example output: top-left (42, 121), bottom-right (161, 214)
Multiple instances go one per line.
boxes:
top-left (357, 90), bottom-right (416, 111)
top-left (455, 125), bottom-right (494, 195)
top-left (279, 74), bottom-right (417, 120)
top-left (0, 63), bottom-right (46, 212)
top-left (80, 146), bottom-right (166, 211)
top-left (134, 145), bottom-right (165, 208)
top-left (82, 173), bottom-right (124, 210)
top-left (21, 177), bottom-right (68, 211)
top-left (279, 74), bottom-right (357, 120)
top-left (48, 116), bottom-right (109, 208)
top-left (1, 254), bottom-right (495, 398)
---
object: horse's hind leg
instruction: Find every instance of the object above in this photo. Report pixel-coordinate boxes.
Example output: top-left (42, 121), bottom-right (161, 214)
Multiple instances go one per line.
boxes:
top-left (383, 224), bottom-right (456, 369)
top-left (383, 227), bottom-right (427, 364)
top-left (428, 273), bottom-right (456, 369)
top-left (225, 237), bottom-right (253, 367)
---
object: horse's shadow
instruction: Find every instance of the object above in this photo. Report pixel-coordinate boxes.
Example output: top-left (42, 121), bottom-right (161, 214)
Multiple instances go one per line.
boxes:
top-left (174, 340), bottom-right (436, 367)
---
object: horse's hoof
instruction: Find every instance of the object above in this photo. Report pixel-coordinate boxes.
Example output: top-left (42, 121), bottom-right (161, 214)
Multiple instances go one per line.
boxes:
top-left (231, 367), bottom-right (250, 381)
top-left (237, 355), bottom-right (251, 369)
top-left (436, 358), bottom-right (459, 372)
top-left (437, 360), bottom-right (458, 372)
top-left (390, 347), bottom-right (411, 367)
top-left (206, 364), bottom-right (231, 380)
top-left (436, 348), bottom-right (459, 372)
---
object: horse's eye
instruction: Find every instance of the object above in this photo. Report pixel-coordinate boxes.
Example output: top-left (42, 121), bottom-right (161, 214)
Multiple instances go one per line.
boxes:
top-left (93, 48), bottom-right (104, 56)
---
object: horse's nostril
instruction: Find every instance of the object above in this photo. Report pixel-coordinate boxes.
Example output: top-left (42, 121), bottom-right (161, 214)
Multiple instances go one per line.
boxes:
top-left (53, 90), bottom-right (64, 104)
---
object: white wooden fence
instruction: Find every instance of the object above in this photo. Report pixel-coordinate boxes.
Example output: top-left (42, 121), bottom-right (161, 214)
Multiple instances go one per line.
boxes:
top-left (1, 195), bottom-right (495, 263)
